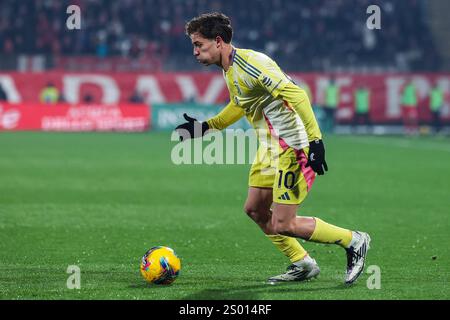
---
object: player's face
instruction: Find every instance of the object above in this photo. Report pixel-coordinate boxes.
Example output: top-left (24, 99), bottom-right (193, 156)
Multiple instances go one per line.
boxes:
top-left (190, 33), bottom-right (220, 66)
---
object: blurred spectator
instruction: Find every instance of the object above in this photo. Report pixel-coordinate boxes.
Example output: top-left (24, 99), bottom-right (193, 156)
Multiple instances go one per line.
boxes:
top-left (401, 80), bottom-right (419, 134)
top-left (129, 90), bottom-right (144, 103)
top-left (39, 82), bottom-right (59, 104)
top-left (0, 0), bottom-right (441, 72)
top-left (82, 93), bottom-right (94, 103)
top-left (184, 93), bottom-right (197, 104)
top-left (429, 84), bottom-right (444, 133)
top-left (353, 86), bottom-right (371, 128)
top-left (324, 77), bottom-right (340, 132)
top-left (58, 93), bottom-right (66, 103)
top-left (0, 84), bottom-right (7, 101)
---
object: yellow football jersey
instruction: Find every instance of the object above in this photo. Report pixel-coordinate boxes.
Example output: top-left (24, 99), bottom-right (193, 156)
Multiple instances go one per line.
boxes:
top-left (207, 47), bottom-right (321, 151)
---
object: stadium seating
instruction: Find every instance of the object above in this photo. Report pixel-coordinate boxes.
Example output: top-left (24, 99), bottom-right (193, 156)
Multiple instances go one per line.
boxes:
top-left (0, 0), bottom-right (441, 72)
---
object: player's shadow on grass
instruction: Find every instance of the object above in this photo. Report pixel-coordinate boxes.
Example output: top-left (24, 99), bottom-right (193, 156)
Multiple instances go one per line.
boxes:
top-left (181, 282), bottom-right (349, 300)
top-left (128, 275), bottom-right (351, 299)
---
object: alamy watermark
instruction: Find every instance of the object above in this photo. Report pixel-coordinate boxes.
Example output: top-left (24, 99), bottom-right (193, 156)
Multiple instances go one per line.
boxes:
top-left (66, 5), bottom-right (81, 30)
top-left (366, 5), bottom-right (381, 30)
top-left (66, 265), bottom-right (81, 289)
top-left (171, 128), bottom-right (285, 175)
top-left (366, 265), bottom-right (381, 290)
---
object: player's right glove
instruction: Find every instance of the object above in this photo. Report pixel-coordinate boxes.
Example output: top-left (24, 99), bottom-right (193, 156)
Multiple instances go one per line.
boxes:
top-left (175, 113), bottom-right (209, 141)
top-left (306, 139), bottom-right (328, 175)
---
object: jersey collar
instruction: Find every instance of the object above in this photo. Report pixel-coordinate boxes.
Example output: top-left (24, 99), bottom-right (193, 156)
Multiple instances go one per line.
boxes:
top-left (230, 47), bottom-right (236, 66)
top-left (224, 47), bottom-right (237, 74)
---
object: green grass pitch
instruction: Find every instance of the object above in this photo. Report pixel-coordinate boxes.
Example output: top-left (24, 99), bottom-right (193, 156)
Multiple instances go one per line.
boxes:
top-left (0, 132), bottom-right (449, 300)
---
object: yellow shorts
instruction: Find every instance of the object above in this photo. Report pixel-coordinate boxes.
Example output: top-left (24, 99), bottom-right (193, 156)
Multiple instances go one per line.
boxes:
top-left (248, 146), bottom-right (316, 205)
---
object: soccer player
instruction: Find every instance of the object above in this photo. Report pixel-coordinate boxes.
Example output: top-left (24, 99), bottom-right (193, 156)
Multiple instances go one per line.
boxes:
top-left (401, 80), bottom-right (419, 135)
top-left (176, 13), bottom-right (371, 285)
top-left (324, 77), bottom-right (340, 133)
top-left (429, 84), bottom-right (444, 134)
top-left (353, 86), bottom-right (371, 131)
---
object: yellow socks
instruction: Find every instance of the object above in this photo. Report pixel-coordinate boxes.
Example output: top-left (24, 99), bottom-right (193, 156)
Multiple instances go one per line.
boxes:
top-left (266, 234), bottom-right (307, 263)
top-left (266, 218), bottom-right (354, 263)
top-left (309, 217), bottom-right (353, 248)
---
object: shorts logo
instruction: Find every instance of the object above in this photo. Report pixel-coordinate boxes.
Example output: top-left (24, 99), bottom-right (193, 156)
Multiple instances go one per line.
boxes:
top-left (278, 192), bottom-right (291, 201)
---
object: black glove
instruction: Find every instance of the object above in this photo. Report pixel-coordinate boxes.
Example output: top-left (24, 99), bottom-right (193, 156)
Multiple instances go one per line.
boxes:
top-left (175, 113), bottom-right (209, 141)
top-left (306, 139), bottom-right (328, 175)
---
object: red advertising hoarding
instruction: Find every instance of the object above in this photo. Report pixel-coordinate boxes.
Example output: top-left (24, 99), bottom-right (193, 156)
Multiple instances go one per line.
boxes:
top-left (0, 103), bottom-right (150, 131)
top-left (0, 72), bottom-right (449, 123)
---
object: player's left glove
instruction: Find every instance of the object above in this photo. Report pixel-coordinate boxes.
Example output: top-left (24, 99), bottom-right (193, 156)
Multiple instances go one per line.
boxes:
top-left (175, 113), bottom-right (209, 141)
top-left (306, 139), bottom-right (328, 175)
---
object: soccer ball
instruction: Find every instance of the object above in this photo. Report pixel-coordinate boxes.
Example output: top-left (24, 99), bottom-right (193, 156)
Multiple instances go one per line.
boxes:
top-left (140, 246), bottom-right (181, 284)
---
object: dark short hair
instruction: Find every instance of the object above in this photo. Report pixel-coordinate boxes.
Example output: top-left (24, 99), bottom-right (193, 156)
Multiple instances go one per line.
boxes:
top-left (185, 12), bottom-right (233, 43)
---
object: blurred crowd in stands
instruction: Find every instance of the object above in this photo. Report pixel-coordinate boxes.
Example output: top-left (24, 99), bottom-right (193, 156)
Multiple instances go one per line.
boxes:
top-left (0, 0), bottom-right (442, 72)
